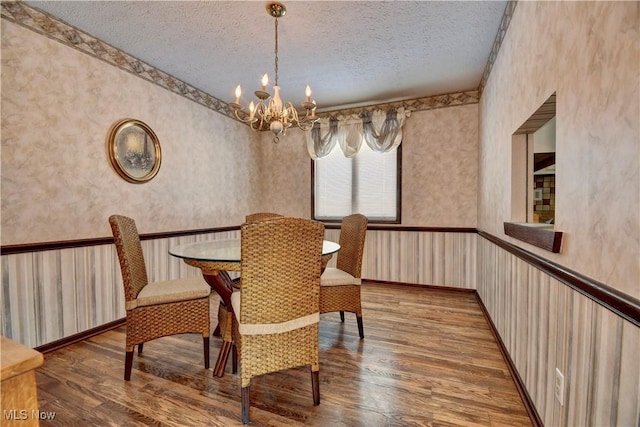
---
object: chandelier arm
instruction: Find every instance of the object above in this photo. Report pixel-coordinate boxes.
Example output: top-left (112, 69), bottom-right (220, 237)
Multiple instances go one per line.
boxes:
top-left (233, 109), bottom-right (244, 122)
top-left (298, 120), bottom-right (315, 132)
top-left (234, 108), bottom-right (255, 125)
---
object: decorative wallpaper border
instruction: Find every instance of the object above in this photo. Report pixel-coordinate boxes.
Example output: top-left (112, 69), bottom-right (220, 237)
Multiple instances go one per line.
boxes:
top-left (0, 1), bottom-right (515, 120)
top-left (319, 91), bottom-right (479, 118)
top-left (478, 0), bottom-right (518, 95)
top-left (0, 1), bottom-right (236, 120)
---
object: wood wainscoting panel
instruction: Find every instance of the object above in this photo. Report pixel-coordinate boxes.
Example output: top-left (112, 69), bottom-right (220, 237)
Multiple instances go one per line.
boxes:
top-left (1, 230), bottom-right (241, 348)
top-left (323, 228), bottom-right (478, 289)
top-left (476, 235), bottom-right (640, 427)
top-left (3, 227), bottom-right (473, 348)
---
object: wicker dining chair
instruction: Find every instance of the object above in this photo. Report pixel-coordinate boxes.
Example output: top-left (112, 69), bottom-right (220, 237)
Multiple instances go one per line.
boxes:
top-left (319, 213), bottom-right (368, 339)
top-left (245, 212), bottom-right (283, 222)
top-left (231, 217), bottom-right (324, 424)
top-left (213, 212), bottom-right (285, 373)
top-left (109, 215), bottom-right (211, 381)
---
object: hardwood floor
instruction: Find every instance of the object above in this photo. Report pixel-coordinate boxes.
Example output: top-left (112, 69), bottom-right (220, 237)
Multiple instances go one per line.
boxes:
top-left (34, 283), bottom-right (533, 426)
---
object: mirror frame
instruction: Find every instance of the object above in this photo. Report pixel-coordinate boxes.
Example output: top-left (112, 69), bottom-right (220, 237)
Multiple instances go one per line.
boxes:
top-left (107, 118), bottom-right (161, 183)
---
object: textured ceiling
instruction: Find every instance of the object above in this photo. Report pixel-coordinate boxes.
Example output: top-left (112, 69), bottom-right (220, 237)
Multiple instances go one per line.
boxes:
top-left (24, 1), bottom-right (507, 112)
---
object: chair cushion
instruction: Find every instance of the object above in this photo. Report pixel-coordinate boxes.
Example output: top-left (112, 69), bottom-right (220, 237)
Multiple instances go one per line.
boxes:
top-left (231, 291), bottom-right (319, 336)
top-left (320, 267), bottom-right (361, 287)
top-left (126, 276), bottom-right (211, 310)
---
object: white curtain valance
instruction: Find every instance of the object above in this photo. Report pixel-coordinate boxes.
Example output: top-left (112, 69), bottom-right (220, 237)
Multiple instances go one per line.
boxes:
top-left (362, 109), bottom-right (405, 153)
top-left (306, 107), bottom-right (407, 159)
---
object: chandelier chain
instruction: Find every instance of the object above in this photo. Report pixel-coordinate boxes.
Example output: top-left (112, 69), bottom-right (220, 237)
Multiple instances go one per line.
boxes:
top-left (274, 17), bottom-right (279, 86)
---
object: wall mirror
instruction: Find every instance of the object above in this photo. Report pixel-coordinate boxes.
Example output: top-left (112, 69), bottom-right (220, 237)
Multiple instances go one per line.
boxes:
top-left (107, 118), bottom-right (161, 183)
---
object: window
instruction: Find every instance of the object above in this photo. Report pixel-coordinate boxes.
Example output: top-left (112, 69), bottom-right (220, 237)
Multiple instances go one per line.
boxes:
top-left (312, 143), bottom-right (401, 222)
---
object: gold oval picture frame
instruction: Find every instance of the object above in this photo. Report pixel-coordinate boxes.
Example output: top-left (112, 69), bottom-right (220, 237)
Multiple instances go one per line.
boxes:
top-left (107, 118), bottom-right (161, 183)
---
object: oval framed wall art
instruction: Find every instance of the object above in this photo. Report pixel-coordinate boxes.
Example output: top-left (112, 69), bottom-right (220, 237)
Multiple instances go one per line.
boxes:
top-left (107, 118), bottom-right (161, 183)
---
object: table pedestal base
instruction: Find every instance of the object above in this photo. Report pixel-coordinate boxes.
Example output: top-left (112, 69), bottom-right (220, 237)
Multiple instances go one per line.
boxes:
top-left (212, 301), bottom-right (237, 377)
top-left (200, 270), bottom-right (236, 377)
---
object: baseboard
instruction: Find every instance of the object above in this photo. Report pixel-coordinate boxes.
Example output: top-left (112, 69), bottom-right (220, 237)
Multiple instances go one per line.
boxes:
top-left (35, 318), bottom-right (126, 354)
top-left (362, 278), bottom-right (476, 293)
top-left (473, 292), bottom-right (543, 427)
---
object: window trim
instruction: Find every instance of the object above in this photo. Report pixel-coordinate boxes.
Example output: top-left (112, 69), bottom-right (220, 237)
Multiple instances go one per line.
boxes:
top-left (311, 143), bottom-right (402, 224)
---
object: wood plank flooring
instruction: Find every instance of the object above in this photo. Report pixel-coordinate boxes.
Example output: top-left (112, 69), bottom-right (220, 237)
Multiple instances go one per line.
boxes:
top-left (33, 283), bottom-right (533, 426)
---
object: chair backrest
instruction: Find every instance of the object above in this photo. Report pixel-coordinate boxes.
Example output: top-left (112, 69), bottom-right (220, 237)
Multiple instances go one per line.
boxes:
top-left (245, 212), bottom-right (284, 222)
top-left (108, 215), bottom-right (148, 302)
top-left (336, 214), bottom-right (368, 279)
top-left (240, 217), bottom-right (324, 325)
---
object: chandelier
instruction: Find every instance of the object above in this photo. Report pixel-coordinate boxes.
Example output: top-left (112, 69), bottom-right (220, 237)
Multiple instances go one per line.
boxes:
top-left (229, 2), bottom-right (318, 143)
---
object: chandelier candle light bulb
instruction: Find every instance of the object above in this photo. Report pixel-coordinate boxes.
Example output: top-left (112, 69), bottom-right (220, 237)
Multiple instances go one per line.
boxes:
top-left (272, 86), bottom-right (283, 112)
top-left (229, 2), bottom-right (318, 143)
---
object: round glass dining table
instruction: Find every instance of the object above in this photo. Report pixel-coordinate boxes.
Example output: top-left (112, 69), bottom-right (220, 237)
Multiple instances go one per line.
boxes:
top-left (169, 238), bottom-right (340, 377)
top-left (170, 239), bottom-right (340, 267)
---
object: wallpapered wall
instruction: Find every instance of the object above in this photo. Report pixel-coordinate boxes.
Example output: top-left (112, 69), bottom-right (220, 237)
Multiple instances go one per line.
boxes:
top-left (478, 1), bottom-right (639, 299)
top-left (477, 2), bottom-right (639, 426)
top-left (1, 15), bottom-right (479, 245)
top-left (0, 20), bottom-right (261, 246)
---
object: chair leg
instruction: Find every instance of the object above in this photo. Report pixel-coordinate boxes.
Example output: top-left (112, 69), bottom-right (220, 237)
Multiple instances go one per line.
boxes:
top-left (232, 343), bottom-right (238, 374)
top-left (356, 315), bottom-right (364, 339)
top-left (339, 311), bottom-right (345, 322)
top-left (137, 343), bottom-right (144, 354)
top-left (203, 336), bottom-right (210, 369)
top-left (311, 369), bottom-right (320, 405)
top-left (124, 351), bottom-right (134, 381)
top-left (241, 386), bottom-right (250, 424)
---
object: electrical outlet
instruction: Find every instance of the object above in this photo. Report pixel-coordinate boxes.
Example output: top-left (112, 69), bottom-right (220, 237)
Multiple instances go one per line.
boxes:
top-left (554, 368), bottom-right (565, 406)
